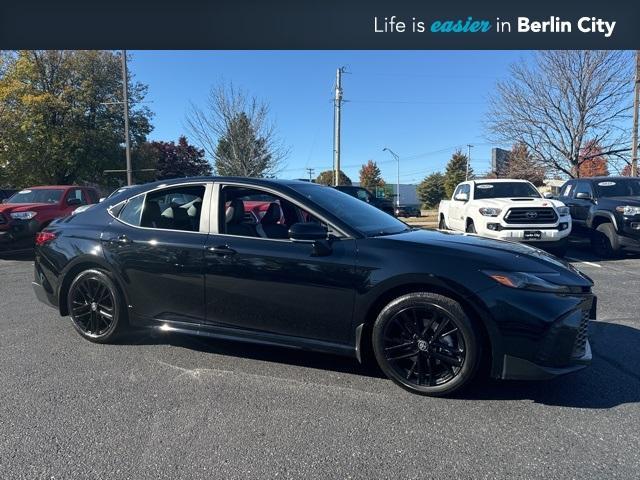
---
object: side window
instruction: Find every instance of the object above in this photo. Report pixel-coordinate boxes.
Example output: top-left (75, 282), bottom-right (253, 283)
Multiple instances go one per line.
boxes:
top-left (560, 182), bottom-right (574, 198)
top-left (452, 185), bottom-right (463, 199)
top-left (67, 188), bottom-right (87, 205)
top-left (460, 184), bottom-right (471, 196)
top-left (575, 181), bottom-right (593, 197)
top-left (355, 189), bottom-right (369, 201)
top-left (221, 186), bottom-right (324, 240)
top-left (118, 195), bottom-right (145, 226)
top-left (141, 185), bottom-right (205, 231)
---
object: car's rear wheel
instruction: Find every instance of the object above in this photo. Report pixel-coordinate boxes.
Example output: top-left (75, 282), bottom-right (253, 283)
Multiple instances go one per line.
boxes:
top-left (67, 269), bottom-right (126, 343)
top-left (591, 222), bottom-right (622, 259)
top-left (372, 292), bottom-right (481, 396)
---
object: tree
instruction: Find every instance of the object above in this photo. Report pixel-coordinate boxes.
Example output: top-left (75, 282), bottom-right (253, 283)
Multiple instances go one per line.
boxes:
top-left (578, 140), bottom-right (609, 177)
top-left (359, 160), bottom-right (385, 189)
top-left (621, 164), bottom-right (635, 176)
top-left (186, 82), bottom-right (287, 177)
top-left (443, 150), bottom-right (472, 198)
top-left (488, 51), bottom-right (633, 178)
top-left (137, 136), bottom-right (212, 181)
top-left (499, 142), bottom-right (546, 186)
top-left (315, 169), bottom-right (352, 186)
top-left (0, 50), bottom-right (152, 188)
top-left (417, 172), bottom-right (445, 208)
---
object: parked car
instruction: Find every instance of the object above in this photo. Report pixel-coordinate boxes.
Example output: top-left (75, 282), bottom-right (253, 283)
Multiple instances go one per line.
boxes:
top-left (558, 176), bottom-right (640, 258)
top-left (33, 177), bottom-right (595, 396)
top-left (0, 185), bottom-right (99, 251)
top-left (72, 185), bottom-right (135, 215)
top-left (334, 185), bottom-right (395, 216)
top-left (438, 179), bottom-right (571, 256)
top-left (0, 189), bottom-right (18, 203)
top-left (395, 204), bottom-right (421, 218)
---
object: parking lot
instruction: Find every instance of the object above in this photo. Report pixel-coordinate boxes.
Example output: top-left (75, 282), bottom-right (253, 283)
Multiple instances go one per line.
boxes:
top-left (0, 243), bottom-right (639, 479)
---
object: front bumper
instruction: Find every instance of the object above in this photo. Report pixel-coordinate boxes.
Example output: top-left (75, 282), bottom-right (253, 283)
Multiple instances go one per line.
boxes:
top-left (0, 219), bottom-right (41, 250)
top-left (482, 224), bottom-right (571, 243)
top-left (480, 285), bottom-right (596, 380)
top-left (619, 217), bottom-right (640, 251)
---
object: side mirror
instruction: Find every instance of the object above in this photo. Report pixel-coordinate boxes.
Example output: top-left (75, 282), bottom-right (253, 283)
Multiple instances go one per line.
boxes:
top-left (454, 192), bottom-right (469, 202)
top-left (288, 222), bottom-right (328, 242)
top-left (67, 198), bottom-right (82, 206)
top-left (575, 192), bottom-right (592, 200)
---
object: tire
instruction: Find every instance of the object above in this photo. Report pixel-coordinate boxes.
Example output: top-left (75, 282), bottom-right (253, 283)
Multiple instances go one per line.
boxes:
top-left (438, 216), bottom-right (448, 230)
top-left (591, 222), bottom-right (622, 259)
top-left (372, 292), bottom-right (481, 396)
top-left (465, 220), bottom-right (476, 234)
top-left (67, 269), bottom-right (127, 343)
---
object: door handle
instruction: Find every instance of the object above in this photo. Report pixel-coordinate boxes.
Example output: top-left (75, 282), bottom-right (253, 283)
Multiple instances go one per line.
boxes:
top-left (110, 235), bottom-right (131, 245)
top-left (207, 245), bottom-right (237, 256)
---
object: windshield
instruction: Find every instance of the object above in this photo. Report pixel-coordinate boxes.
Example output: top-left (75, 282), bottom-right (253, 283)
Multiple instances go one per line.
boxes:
top-left (291, 184), bottom-right (408, 236)
top-left (474, 182), bottom-right (541, 199)
top-left (594, 179), bottom-right (640, 197)
top-left (7, 189), bottom-right (64, 204)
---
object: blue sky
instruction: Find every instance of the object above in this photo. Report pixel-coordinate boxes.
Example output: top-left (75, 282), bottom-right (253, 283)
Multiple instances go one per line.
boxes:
top-left (130, 50), bottom-right (530, 183)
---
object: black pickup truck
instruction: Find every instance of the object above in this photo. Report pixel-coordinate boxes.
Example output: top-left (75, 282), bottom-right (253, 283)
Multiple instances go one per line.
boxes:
top-left (558, 176), bottom-right (640, 257)
top-left (334, 185), bottom-right (396, 216)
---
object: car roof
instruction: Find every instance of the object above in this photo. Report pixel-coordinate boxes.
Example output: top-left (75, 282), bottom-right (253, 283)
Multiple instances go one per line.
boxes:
top-left (141, 176), bottom-right (322, 189)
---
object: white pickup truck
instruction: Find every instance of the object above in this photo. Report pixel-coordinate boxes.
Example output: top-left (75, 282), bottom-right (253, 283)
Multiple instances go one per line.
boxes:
top-left (438, 179), bottom-right (572, 255)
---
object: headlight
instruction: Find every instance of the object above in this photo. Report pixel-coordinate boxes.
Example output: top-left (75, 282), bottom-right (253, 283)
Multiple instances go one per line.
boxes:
top-left (557, 206), bottom-right (570, 216)
top-left (482, 270), bottom-right (573, 293)
top-left (616, 205), bottom-right (640, 216)
top-left (9, 211), bottom-right (37, 220)
top-left (479, 207), bottom-right (502, 217)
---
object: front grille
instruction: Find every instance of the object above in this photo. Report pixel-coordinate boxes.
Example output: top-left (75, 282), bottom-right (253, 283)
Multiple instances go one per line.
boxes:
top-left (572, 310), bottom-right (590, 358)
top-left (504, 207), bottom-right (558, 224)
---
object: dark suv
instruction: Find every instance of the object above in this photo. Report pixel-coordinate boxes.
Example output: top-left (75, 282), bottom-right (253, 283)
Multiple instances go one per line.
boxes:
top-left (558, 176), bottom-right (640, 257)
top-left (334, 185), bottom-right (395, 216)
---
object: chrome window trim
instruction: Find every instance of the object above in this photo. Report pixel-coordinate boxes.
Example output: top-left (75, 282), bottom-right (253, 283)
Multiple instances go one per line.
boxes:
top-left (107, 181), bottom-right (211, 236)
top-left (212, 181), bottom-right (352, 239)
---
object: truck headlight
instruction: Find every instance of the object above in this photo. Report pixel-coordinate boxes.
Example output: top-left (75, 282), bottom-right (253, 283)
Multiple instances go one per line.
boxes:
top-left (9, 211), bottom-right (37, 220)
top-left (557, 206), bottom-right (570, 216)
top-left (479, 207), bottom-right (502, 217)
top-left (616, 205), bottom-right (640, 216)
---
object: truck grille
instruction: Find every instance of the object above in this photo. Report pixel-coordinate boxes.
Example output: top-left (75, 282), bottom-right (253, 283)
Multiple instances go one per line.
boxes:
top-left (572, 310), bottom-right (590, 358)
top-left (504, 207), bottom-right (558, 224)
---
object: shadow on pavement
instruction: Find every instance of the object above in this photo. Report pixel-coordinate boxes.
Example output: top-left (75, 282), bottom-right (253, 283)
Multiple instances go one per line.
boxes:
top-left (120, 320), bottom-right (640, 408)
top-left (463, 320), bottom-right (640, 408)
top-left (0, 249), bottom-right (35, 261)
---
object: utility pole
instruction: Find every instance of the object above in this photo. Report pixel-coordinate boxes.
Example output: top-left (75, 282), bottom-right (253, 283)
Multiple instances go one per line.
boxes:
top-left (122, 50), bottom-right (133, 186)
top-left (306, 167), bottom-right (315, 182)
top-left (333, 67), bottom-right (345, 186)
top-left (383, 148), bottom-right (400, 207)
top-left (632, 50), bottom-right (639, 177)
top-left (466, 144), bottom-right (473, 180)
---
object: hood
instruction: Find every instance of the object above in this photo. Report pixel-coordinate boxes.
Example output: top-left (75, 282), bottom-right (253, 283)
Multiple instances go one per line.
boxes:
top-left (475, 197), bottom-right (563, 209)
top-left (379, 229), bottom-right (591, 286)
top-left (0, 202), bottom-right (55, 214)
top-left (597, 196), bottom-right (640, 207)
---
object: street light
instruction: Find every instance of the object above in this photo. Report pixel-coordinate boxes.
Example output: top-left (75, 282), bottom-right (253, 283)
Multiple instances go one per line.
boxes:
top-left (383, 147), bottom-right (400, 208)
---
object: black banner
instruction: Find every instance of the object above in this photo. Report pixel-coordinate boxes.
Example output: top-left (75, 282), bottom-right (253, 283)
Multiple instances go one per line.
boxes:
top-left (0, 0), bottom-right (638, 49)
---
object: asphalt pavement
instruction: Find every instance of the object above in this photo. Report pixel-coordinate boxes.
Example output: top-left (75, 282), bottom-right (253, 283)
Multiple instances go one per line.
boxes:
top-left (0, 245), bottom-right (638, 479)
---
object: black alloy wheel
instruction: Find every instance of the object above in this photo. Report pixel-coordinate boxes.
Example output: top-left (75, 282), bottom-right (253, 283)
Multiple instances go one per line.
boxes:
top-left (591, 223), bottom-right (622, 259)
top-left (67, 269), bottom-right (125, 343)
top-left (373, 292), bottom-right (480, 396)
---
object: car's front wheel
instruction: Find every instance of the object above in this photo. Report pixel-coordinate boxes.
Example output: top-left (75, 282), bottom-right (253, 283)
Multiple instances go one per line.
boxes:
top-left (591, 222), bottom-right (622, 259)
top-left (67, 269), bottom-right (127, 343)
top-left (372, 292), bottom-right (481, 396)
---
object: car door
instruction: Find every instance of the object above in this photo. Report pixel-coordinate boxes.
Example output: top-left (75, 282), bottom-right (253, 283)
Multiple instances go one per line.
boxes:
top-left (101, 183), bottom-right (211, 325)
top-left (203, 182), bottom-right (358, 345)
top-left (449, 183), bottom-right (469, 231)
top-left (571, 181), bottom-right (594, 225)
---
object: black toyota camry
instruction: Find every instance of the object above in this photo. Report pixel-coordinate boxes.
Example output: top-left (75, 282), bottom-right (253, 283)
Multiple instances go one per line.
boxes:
top-left (32, 177), bottom-right (596, 396)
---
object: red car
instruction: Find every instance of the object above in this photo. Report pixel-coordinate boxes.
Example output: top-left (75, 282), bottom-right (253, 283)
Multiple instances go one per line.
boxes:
top-left (0, 185), bottom-right (99, 251)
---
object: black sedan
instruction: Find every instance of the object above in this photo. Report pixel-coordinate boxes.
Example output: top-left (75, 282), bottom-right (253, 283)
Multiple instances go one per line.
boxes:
top-left (32, 177), bottom-right (595, 396)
